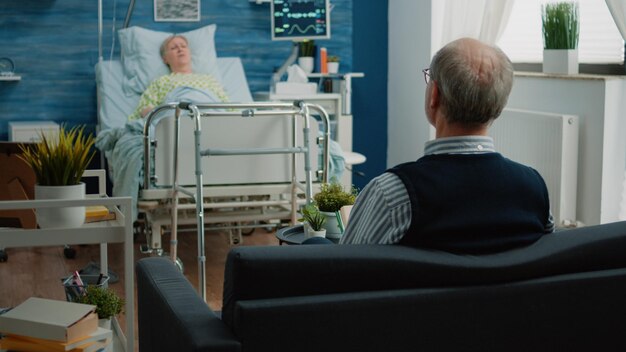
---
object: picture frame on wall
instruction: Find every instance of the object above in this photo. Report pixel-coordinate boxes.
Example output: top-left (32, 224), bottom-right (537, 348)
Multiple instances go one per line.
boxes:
top-left (154, 0), bottom-right (200, 22)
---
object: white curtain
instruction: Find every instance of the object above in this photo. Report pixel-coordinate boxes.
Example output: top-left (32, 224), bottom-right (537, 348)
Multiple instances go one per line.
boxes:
top-left (432, 0), bottom-right (515, 54)
top-left (605, 0), bottom-right (626, 39)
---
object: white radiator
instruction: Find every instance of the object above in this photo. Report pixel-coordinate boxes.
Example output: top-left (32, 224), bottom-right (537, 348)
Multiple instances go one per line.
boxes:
top-left (490, 108), bottom-right (579, 227)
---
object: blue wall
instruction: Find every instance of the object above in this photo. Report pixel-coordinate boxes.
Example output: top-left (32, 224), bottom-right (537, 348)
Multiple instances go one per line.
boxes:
top-left (0, 0), bottom-right (387, 185)
top-left (0, 0), bottom-right (352, 136)
top-left (351, 1), bottom-right (388, 189)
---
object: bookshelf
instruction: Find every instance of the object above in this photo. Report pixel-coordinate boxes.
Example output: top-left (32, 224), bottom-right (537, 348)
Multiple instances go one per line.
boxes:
top-left (0, 193), bottom-right (134, 352)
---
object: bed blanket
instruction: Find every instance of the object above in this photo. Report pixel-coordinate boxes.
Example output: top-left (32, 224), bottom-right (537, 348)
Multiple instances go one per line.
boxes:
top-left (96, 118), bottom-right (145, 221)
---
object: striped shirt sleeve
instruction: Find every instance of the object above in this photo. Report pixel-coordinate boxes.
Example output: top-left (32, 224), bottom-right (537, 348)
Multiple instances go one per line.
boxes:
top-left (340, 172), bottom-right (412, 244)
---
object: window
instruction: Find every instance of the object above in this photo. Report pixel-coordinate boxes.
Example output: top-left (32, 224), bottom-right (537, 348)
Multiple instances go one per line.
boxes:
top-left (497, 0), bottom-right (624, 72)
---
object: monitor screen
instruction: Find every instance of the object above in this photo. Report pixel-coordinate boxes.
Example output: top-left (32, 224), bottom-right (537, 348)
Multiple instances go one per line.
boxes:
top-left (271, 0), bottom-right (330, 41)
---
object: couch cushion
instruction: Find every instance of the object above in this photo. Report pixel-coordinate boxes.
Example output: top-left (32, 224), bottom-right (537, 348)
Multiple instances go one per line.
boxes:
top-left (222, 221), bottom-right (626, 329)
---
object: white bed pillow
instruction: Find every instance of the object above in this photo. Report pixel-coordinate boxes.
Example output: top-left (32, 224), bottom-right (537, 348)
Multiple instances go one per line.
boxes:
top-left (118, 24), bottom-right (222, 96)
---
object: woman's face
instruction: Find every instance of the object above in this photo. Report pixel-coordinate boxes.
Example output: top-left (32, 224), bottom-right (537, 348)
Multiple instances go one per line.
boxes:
top-left (163, 36), bottom-right (191, 72)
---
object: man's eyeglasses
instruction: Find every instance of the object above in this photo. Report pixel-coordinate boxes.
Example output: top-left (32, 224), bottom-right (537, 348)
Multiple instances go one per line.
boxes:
top-left (422, 68), bottom-right (432, 84)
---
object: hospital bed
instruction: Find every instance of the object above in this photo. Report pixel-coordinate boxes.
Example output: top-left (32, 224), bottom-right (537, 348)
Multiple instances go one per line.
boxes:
top-left (96, 57), bottom-right (331, 265)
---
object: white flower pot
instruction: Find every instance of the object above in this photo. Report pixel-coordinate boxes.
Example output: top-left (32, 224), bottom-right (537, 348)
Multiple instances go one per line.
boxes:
top-left (309, 229), bottom-right (327, 238)
top-left (98, 318), bottom-right (112, 330)
top-left (35, 183), bottom-right (85, 229)
top-left (298, 57), bottom-right (314, 74)
top-left (321, 211), bottom-right (343, 240)
top-left (98, 319), bottom-right (113, 351)
top-left (327, 62), bottom-right (339, 74)
top-left (543, 49), bottom-right (578, 75)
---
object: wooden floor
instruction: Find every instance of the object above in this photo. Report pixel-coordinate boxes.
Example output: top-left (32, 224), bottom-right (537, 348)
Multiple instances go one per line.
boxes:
top-left (0, 226), bottom-right (281, 350)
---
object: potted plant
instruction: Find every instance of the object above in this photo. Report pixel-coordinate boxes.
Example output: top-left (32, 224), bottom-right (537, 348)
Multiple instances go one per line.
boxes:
top-left (313, 180), bottom-right (357, 239)
top-left (300, 204), bottom-right (327, 238)
top-left (297, 40), bottom-right (315, 74)
top-left (77, 285), bottom-right (124, 329)
top-left (327, 55), bottom-right (340, 74)
top-left (542, 2), bottom-right (579, 74)
top-left (18, 124), bottom-right (96, 228)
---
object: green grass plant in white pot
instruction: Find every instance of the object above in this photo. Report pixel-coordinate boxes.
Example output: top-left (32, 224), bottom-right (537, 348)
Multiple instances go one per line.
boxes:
top-left (300, 204), bottom-right (327, 238)
top-left (313, 180), bottom-right (357, 239)
top-left (542, 1), bottom-right (580, 74)
top-left (327, 55), bottom-right (340, 74)
top-left (19, 124), bottom-right (95, 228)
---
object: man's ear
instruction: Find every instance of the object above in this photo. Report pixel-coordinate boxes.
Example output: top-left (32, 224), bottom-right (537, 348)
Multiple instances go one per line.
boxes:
top-left (428, 82), bottom-right (440, 109)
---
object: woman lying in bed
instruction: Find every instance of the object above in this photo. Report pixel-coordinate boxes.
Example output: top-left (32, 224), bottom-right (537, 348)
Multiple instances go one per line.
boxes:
top-left (128, 35), bottom-right (229, 120)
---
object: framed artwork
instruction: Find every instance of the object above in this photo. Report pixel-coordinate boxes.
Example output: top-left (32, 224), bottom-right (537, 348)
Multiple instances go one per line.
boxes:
top-left (154, 0), bottom-right (200, 22)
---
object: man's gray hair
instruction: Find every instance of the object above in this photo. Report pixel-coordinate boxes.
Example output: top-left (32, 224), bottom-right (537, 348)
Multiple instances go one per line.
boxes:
top-left (430, 40), bottom-right (513, 125)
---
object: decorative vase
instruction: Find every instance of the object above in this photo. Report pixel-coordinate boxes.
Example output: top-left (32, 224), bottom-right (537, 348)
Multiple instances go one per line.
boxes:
top-left (298, 56), bottom-right (314, 74)
top-left (543, 49), bottom-right (578, 75)
top-left (302, 222), bottom-right (311, 237)
top-left (321, 211), bottom-right (342, 240)
top-left (327, 62), bottom-right (339, 74)
top-left (34, 183), bottom-right (86, 228)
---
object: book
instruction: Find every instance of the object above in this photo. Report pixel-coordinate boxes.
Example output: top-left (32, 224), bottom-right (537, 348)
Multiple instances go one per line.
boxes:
top-left (5, 327), bottom-right (112, 351)
top-left (72, 337), bottom-right (111, 352)
top-left (0, 297), bottom-right (97, 342)
top-left (0, 334), bottom-right (111, 352)
top-left (85, 206), bottom-right (116, 223)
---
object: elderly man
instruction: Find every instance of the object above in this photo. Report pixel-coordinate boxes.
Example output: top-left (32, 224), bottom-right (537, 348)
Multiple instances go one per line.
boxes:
top-left (341, 38), bottom-right (554, 253)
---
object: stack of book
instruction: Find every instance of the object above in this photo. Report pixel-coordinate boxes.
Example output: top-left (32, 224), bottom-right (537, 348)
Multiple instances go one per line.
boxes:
top-left (0, 297), bottom-right (112, 352)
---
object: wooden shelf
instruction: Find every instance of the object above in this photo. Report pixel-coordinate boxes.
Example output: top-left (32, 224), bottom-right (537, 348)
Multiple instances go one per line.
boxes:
top-left (0, 193), bottom-right (135, 352)
top-left (0, 75), bottom-right (21, 81)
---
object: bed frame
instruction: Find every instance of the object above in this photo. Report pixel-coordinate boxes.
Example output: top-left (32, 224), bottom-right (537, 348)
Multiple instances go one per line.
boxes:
top-left (95, 57), bottom-right (330, 271)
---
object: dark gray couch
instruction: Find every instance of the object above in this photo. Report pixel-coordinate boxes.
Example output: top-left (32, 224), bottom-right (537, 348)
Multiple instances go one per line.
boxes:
top-left (136, 221), bottom-right (626, 352)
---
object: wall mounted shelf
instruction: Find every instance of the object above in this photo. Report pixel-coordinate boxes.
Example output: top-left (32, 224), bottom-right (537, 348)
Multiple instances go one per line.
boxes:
top-left (0, 75), bottom-right (21, 81)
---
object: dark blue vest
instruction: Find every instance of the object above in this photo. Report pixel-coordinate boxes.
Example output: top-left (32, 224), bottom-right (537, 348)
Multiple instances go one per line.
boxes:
top-left (388, 153), bottom-right (550, 253)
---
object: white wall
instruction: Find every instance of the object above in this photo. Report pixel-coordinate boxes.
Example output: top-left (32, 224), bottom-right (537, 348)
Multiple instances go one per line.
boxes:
top-left (387, 1), bottom-right (626, 225)
top-left (387, 0), bottom-right (432, 167)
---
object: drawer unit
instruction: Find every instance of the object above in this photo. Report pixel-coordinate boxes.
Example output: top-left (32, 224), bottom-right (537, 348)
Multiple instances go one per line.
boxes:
top-left (9, 121), bottom-right (60, 142)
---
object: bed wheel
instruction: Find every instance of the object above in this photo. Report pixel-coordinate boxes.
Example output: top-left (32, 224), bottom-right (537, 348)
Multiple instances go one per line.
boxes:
top-left (174, 257), bottom-right (184, 273)
top-left (0, 249), bottom-right (7, 262)
top-left (229, 228), bottom-right (242, 246)
top-left (133, 216), bottom-right (146, 243)
top-left (63, 245), bottom-right (76, 259)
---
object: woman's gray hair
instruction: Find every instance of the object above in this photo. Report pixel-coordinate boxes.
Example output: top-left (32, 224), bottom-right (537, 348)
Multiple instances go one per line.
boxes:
top-left (160, 35), bottom-right (188, 59)
top-left (430, 40), bottom-right (514, 125)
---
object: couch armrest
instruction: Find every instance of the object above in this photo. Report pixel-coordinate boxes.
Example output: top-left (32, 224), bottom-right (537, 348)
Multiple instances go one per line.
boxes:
top-left (136, 257), bottom-right (241, 352)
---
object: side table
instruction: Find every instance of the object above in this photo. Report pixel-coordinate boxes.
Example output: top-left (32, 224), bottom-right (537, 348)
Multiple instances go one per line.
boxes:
top-left (275, 225), bottom-right (340, 244)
